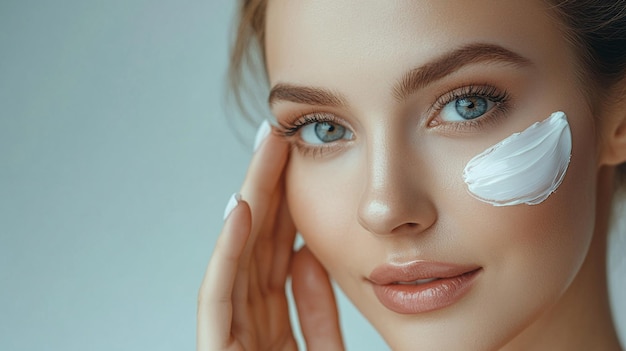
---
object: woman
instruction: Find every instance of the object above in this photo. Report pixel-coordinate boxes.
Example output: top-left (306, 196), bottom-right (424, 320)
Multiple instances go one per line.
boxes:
top-left (198, 1), bottom-right (626, 349)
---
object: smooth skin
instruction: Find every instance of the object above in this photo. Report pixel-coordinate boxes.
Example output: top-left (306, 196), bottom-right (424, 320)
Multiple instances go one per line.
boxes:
top-left (196, 132), bottom-right (344, 350)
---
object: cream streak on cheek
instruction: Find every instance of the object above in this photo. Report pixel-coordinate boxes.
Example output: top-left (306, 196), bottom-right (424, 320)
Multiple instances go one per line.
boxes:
top-left (463, 111), bottom-right (572, 206)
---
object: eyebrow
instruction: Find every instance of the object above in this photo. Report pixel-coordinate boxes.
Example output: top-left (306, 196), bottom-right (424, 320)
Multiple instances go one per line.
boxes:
top-left (268, 84), bottom-right (347, 108)
top-left (268, 43), bottom-right (532, 107)
top-left (392, 43), bottom-right (531, 101)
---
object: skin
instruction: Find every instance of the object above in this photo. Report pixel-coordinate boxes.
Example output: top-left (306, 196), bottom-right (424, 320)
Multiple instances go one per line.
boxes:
top-left (199, 1), bottom-right (626, 350)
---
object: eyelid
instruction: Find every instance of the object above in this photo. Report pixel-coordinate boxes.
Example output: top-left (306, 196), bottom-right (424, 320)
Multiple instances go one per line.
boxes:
top-left (276, 112), bottom-right (353, 136)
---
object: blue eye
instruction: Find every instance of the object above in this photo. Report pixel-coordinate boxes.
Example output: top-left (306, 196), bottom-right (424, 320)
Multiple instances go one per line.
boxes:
top-left (301, 121), bottom-right (353, 144)
top-left (440, 96), bottom-right (496, 122)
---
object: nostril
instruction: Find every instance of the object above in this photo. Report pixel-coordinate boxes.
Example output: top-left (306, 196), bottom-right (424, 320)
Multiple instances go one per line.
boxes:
top-left (390, 222), bottom-right (421, 235)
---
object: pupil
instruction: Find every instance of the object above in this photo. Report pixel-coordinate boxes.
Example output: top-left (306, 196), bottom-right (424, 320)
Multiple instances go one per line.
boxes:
top-left (455, 96), bottom-right (487, 119)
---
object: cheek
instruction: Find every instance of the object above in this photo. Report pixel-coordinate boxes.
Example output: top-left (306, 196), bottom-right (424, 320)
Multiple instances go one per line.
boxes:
top-left (444, 111), bottom-right (598, 308)
top-left (463, 112), bottom-right (571, 206)
top-left (285, 156), bottom-right (362, 271)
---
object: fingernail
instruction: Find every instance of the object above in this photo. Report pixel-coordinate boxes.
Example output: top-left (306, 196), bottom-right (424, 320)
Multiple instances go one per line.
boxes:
top-left (253, 120), bottom-right (271, 152)
top-left (223, 193), bottom-right (242, 221)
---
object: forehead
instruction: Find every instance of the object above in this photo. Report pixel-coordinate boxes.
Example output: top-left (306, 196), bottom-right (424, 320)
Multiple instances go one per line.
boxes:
top-left (264, 0), bottom-right (568, 89)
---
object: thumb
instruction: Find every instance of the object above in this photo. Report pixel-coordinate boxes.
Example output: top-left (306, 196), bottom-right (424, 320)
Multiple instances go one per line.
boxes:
top-left (291, 245), bottom-right (345, 351)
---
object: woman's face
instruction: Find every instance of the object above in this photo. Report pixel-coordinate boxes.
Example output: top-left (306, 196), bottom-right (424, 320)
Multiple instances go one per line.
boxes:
top-left (266, 0), bottom-right (601, 349)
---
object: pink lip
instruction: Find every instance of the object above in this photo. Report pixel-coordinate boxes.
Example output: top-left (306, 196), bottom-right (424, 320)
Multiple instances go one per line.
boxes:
top-left (368, 261), bottom-right (482, 314)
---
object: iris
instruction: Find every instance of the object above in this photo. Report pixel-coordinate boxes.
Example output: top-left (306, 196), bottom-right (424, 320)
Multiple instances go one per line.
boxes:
top-left (455, 97), bottom-right (488, 120)
top-left (314, 122), bottom-right (347, 142)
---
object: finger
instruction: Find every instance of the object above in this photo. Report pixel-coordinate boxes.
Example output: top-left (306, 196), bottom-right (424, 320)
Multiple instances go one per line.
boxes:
top-left (253, 191), bottom-right (297, 346)
top-left (197, 198), bottom-right (251, 350)
top-left (291, 246), bottom-right (345, 351)
top-left (268, 193), bottom-right (297, 289)
top-left (239, 123), bottom-right (290, 241)
top-left (232, 124), bottom-right (290, 341)
top-left (246, 247), bottom-right (267, 345)
top-left (253, 188), bottom-right (283, 292)
top-left (233, 124), bottom-right (289, 308)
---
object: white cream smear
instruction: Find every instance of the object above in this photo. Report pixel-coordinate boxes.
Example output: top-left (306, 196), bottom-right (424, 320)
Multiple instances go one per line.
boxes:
top-left (462, 111), bottom-right (572, 206)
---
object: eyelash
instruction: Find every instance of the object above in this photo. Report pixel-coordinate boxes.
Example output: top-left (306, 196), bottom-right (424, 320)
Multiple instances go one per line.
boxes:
top-left (428, 84), bottom-right (511, 132)
top-left (276, 84), bottom-right (512, 157)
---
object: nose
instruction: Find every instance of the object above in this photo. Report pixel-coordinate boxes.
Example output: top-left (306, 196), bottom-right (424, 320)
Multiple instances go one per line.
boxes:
top-left (357, 134), bottom-right (437, 236)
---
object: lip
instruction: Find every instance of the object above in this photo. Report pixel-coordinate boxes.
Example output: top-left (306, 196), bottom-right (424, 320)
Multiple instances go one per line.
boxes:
top-left (368, 261), bottom-right (482, 314)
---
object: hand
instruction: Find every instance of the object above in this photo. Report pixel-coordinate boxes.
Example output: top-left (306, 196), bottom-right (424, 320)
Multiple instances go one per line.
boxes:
top-left (197, 123), bottom-right (345, 351)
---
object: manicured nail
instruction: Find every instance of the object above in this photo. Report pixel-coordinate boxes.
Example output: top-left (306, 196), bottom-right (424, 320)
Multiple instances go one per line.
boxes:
top-left (253, 120), bottom-right (271, 152)
top-left (223, 193), bottom-right (242, 221)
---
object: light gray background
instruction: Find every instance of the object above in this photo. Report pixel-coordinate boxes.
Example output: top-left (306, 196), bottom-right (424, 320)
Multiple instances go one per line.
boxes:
top-left (0, 2), bottom-right (623, 351)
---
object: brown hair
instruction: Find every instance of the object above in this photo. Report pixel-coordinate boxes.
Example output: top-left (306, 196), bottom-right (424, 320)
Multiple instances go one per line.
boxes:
top-left (227, 0), bottom-right (268, 127)
top-left (545, 1), bottom-right (626, 102)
